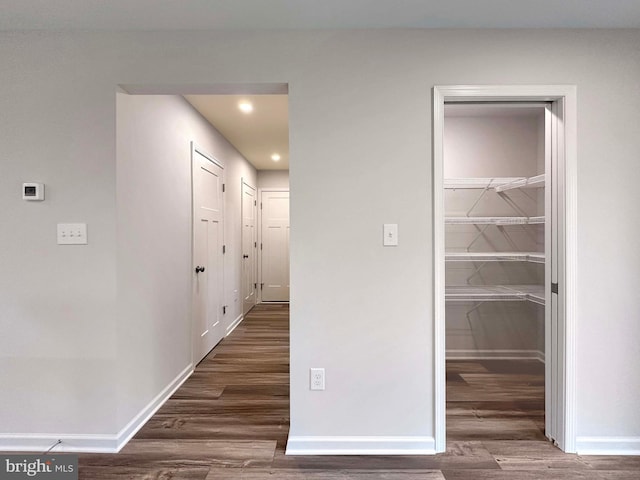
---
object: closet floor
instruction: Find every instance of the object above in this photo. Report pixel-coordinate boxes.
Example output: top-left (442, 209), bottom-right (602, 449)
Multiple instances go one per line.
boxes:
top-left (447, 359), bottom-right (546, 441)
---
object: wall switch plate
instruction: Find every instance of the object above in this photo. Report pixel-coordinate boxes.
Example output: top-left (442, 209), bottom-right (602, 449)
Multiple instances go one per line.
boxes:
top-left (383, 223), bottom-right (398, 246)
top-left (57, 223), bottom-right (88, 245)
top-left (310, 368), bottom-right (325, 391)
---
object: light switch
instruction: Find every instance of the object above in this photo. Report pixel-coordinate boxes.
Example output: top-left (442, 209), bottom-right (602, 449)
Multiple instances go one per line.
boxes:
top-left (57, 223), bottom-right (88, 245)
top-left (383, 223), bottom-right (398, 246)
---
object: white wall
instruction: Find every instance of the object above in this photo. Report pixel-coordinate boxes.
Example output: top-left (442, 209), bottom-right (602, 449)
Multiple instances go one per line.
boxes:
top-left (258, 170), bottom-right (289, 189)
top-left (1, 29), bottom-right (639, 452)
top-left (444, 115), bottom-right (542, 178)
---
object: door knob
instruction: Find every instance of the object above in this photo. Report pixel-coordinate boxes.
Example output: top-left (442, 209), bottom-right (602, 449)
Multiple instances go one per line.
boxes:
top-left (195, 266), bottom-right (205, 273)
top-left (243, 254), bottom-right (249, 259)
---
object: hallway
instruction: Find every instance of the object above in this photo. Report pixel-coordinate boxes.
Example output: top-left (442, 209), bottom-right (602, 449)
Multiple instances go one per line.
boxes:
top-left (78, 304), bottom-right (639, 479)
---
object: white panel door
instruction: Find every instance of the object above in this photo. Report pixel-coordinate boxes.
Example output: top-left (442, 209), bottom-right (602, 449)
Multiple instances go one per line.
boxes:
top-left (242, 181), bottom-right (257, 316)
top-left (261, 190), bottom-right (290, 302)
top-left (192, 145), bottom-right (225, 365)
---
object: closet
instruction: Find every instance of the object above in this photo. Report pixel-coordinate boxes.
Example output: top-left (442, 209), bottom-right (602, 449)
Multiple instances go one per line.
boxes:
top-left (444, 104), bottom-right (547, 361)
top-left (443, 103), bottom-right (550, 442)
top-left (435, 86), bottom-right (576, 450)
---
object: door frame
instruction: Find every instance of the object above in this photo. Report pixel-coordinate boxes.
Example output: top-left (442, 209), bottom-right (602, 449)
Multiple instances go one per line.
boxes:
top-left (241, 178), bottom-right (258, 316)
top-left (432, 85), bottom-right (577, 453)
top-left (191, 141), bottom-right (225, 366)
top-left (257, 187), bottom-right (290, 303)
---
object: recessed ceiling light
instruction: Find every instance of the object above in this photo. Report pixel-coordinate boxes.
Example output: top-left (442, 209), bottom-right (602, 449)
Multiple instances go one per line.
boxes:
top-left (271, 153), bottom-right (281, 161)
top-left (238, 101), bottom-right (253, 113)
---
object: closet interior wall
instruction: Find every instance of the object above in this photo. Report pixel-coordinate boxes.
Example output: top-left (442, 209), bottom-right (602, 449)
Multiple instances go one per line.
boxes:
top-left (444, 105), bottom-right (546, 360)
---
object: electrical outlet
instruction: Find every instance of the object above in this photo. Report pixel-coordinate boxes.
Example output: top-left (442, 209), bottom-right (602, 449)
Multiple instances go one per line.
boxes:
top-left (310, 368), bottom-right (325, 391)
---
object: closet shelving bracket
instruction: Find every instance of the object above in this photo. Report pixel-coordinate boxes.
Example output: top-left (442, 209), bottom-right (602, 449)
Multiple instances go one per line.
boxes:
top-left (445, 252), bottom-right (545, 263)
top-left (445, 216), bottom-right (545, 225)
top-left (445, 285), bottom-right (545, 306)
top-left (444, 175), bottom-right (546, 192)
top-left (494, 174), bottom-right (546, 193)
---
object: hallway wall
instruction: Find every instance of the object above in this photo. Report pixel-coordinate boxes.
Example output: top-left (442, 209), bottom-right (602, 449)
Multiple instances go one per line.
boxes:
top-left (258, 170), bottom-right (289, 189)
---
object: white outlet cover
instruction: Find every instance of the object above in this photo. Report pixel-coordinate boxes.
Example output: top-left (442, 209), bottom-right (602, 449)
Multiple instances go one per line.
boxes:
top-left (57, 223), bottom-right (88, 245)
top-left (310, 367), bottom-right (325, 391)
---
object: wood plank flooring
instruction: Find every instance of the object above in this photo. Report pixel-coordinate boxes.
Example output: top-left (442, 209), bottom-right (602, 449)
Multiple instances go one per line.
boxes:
top-left (76, 304), bottom-right (639, 479)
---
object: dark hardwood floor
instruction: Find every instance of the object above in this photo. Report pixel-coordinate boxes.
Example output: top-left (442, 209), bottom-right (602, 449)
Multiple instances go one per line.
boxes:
top-left (77, 304), bottom-right (639, 479)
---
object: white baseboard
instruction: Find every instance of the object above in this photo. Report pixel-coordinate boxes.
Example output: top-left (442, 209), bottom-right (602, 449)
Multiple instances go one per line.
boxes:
top-left (285, 436), bottom-right (435, 455)
top-left (576, 436), bottom-right (640, 455)
top-left (226, 313), bottom-right (244, 336)
top-left (447, 349), bottom-right (545, 362)
top-left (0, 364), bottom-right (194, 453)
top-left (0, 433), bottom-right (118, 453)
top-left (116, 363), bottom-right (193, 452)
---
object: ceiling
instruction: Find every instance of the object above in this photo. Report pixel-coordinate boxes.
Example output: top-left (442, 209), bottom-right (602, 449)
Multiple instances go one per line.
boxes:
top-left (2, 0), bottom-right (640, 30)
top-left (185, 95), bottom-right (289, 171)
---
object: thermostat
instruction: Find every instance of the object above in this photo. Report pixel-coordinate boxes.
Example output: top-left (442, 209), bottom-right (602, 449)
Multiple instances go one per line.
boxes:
top-left (23, 183), bottom-right (45, 201)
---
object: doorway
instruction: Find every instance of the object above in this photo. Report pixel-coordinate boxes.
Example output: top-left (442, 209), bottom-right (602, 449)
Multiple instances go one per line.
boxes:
top-left (433, 85), bottom-right (577, 453)
top-left (115, 84), bottom-right (290, 452)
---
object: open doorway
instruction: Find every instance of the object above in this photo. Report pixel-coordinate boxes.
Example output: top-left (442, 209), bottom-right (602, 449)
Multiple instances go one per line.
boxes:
top-left (433, 85), bottom-right (577, 453)
top-left (443, 102), bottom-right (548, 446)
top-left (115, 85), bottom-right (290, 447)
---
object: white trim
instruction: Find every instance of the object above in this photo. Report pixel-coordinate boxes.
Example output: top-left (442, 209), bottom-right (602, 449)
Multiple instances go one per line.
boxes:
top-left (226, 313), bottom-right (244, 336)
top-left (0, 364), bottom-right (193, 453)
top-left (0, 434), bottom-right (118, 453)
top-left (433, 85), bottom-right (577, 454)
top-left (192, 141), bottom-right (224, 169)
top-left (116, 363), bottom-right (193, 452)
top-left (438, 84), bottom-right (574, 102)
top-left (285, 436), bottom-right (435, 455)
top-left (576, 437), bottom-right (640, 456)
top-left (544, 103), bottom-right (553, 442)
top-left (121, 83), bottom-right (288, 96)
top-left (446, 349), bottom-right (545, 362)
top-left (432, 86), bottom-right (446, 454)
top-left (562, 87), bottom-right (578, 455)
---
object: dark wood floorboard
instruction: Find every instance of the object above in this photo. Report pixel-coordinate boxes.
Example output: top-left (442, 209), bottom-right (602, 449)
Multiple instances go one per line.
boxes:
top-left (205, 469), bottom-right (446, 479)
top-left (69, 304), bottom-right (638, 479)
top-left (78, 465), bottom-right (211, 479)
